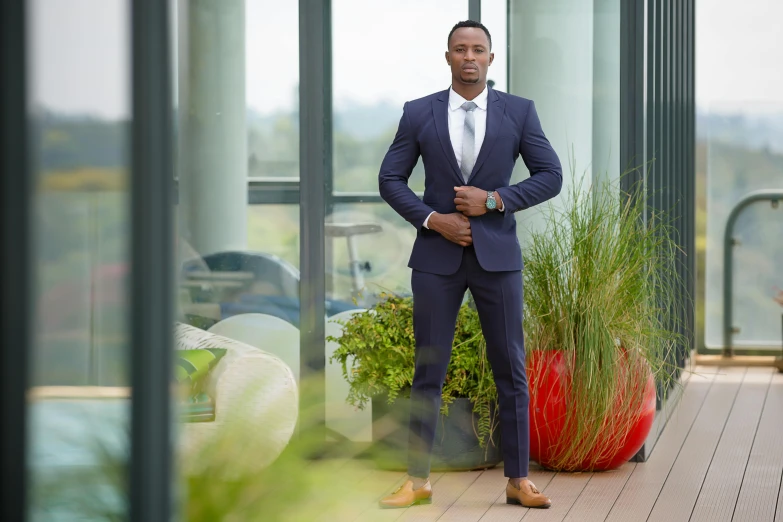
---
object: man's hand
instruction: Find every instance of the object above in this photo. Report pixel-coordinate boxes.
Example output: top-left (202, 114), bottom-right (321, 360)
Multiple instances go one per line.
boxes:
top-left (454, 186), bottom-right (488, 216)
top-left (428, 212), bottom-right (472, 247)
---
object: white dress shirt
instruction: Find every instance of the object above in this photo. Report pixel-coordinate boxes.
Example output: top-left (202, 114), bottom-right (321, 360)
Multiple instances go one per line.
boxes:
top-left (423, 85), bottom-right (501, 229)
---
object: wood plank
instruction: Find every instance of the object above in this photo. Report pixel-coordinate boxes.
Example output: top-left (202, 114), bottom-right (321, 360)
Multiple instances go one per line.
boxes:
top-left (394, 471), bottom-right (482, 522)
top-left (690, 368), bottom-right (774, 522)
top-left (636, 367), bottom-right (690, 462)
top-left (735, 371), bottom-right (783, 522)
top-left (605, 366), bottom-right (718, 522)
top-left (777, 480), bottom-right (783, 522)
top-left (646, 367), bottom-right (745, 522)
top-left (520, 472), bottom-right (593, 522)
top-left (478, 465), bottom-right (556, 522)
top-left (562, 463), bottom-right (636, 522)
top-left (438, 468), bottom-right (511, 522)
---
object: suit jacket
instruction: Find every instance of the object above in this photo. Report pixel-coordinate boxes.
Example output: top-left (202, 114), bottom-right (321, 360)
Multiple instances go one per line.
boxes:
top-left (378, 87), bottom-right (562, 275)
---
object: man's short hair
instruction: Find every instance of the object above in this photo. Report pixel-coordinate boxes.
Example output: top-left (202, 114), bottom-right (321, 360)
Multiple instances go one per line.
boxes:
top-left (448, 20), bottom-right (492, 51)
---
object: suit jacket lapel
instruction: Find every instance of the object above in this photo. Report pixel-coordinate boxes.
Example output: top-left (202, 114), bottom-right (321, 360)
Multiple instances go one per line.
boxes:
top-left (432, 90), bottom-right (464, 184)
top-left (468, 88), bottom-right (505, 184)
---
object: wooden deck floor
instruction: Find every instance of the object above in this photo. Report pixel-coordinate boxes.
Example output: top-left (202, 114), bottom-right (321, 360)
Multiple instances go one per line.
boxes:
top-left (290, 366), bottom-right (783, 522)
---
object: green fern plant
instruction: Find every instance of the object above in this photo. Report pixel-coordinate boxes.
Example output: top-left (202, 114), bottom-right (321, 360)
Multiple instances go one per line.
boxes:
top-left (328, 293), bottom-right (499, 447)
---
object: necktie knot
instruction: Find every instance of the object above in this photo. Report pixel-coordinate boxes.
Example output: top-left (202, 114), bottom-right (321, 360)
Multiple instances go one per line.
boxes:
top-left (461, 101), bottom-right (478, 112)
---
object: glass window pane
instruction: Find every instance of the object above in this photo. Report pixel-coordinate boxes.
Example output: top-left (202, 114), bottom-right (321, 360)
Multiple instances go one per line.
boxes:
top-left (508, 1), bottom-right (621, 237)
top-left (247, 1), bottom-right (299, 179)
top-left (331, 0), bottom-right (469, 297)
top-left (328, 203), bottom-right (417, 303)
top-left (481, 0), bottom-right (508, 92)
top-left (326, 1), bottom-right (469, 448)
top-left (698, 1), bottom-right (783, 352)
top-left (27, 0), bottom-right (131, 518)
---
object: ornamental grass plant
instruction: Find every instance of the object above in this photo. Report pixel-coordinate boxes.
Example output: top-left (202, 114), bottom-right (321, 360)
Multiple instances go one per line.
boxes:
top-left (522, 169), bottom-right (686, 470)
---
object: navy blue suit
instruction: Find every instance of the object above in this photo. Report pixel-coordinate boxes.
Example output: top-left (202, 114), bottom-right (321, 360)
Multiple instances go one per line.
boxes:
top-left (379, 87), bottom-right (562, 478)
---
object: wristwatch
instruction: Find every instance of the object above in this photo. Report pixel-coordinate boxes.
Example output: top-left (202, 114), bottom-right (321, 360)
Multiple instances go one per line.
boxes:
top-left (485, 191), bottom-right (497, 211)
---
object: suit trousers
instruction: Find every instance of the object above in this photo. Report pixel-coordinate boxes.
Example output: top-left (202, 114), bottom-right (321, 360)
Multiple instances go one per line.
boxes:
top-left (406, 245), bottom-right (530, 479)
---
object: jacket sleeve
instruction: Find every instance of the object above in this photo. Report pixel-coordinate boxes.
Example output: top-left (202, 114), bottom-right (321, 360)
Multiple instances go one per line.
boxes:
top-left (378, 102), bottom-right (434, 229)
top-left (495, 100), bottom-right (563, 213)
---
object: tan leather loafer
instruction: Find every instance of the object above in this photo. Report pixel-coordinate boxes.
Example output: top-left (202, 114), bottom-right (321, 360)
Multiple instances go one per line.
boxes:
top-left (379, 480), bottom-right (433, 509)
top-left (506, 479), bottom-right (551, 509)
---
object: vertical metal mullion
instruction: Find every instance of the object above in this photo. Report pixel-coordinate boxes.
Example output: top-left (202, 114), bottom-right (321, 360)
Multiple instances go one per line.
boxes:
top-left (667, 2), bottom-right (684, 365)
top-left (129, 0), bottom-right (174, 519)
top-left (299, 0), bottom-right (330, 432)
top-left (687, 0), bottom-right (696, 353)
top-left (1, 0), bottom-right (30, 520)
top-left (653, 0), bottom-right (662, 219)
top-left (469, 0), bottom-right (481, 21)
top-left (647, 0), bottom-right (656, 217)
top-left (675, 0), bottom-right (685, 365)
top-left (621, 0), bottom-right (645, 193)
top-left (505, 0), bottom-right (511, 92)
top-left (661, 0), bottom-right (669, 220)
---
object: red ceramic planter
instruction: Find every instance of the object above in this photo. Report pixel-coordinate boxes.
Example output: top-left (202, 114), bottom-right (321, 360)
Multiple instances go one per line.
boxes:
top-left (527, 349), bottom-right (656, 471)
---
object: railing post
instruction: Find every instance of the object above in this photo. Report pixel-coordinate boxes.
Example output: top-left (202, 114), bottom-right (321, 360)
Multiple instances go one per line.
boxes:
top-left (722, 189), bottom-right (783, 357)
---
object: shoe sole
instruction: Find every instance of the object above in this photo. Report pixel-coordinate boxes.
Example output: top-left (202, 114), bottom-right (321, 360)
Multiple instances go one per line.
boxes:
top-left (506, 497), bottom-right (551, 509)
top-left (379, 498), bottom-right (433, 509)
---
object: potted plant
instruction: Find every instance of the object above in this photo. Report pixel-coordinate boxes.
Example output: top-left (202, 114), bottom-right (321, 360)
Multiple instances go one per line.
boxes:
top-left (328, 293), bottom-right (501, 471)
top-left (522, 175), bottom-right (685, 472)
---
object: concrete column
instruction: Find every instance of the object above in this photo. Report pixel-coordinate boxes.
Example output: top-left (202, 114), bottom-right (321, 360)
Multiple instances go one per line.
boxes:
top-left (178, 0), bottom-right (247, 256)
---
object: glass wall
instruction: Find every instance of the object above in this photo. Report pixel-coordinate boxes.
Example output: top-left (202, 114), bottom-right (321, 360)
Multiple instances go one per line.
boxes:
top-left (698, 2), bottom-right (783, 353)
top-left (175, 0), bottom-right (301, 349)
top-left (508, 0), bottom-right (621, 240)
top-left (27, 0), bottom-right (132, 518)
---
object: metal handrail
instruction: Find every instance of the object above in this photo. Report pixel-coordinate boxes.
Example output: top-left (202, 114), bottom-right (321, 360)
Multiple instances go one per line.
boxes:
top-left (722, 189), bottom-right (783, 356)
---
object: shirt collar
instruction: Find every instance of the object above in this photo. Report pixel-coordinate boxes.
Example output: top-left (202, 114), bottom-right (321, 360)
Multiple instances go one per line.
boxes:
top-left (449, 85), bottom-right (489, 111)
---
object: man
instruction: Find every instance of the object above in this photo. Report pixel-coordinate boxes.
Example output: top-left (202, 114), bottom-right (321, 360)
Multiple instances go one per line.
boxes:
top-left (377, 20), bottom-right (562, 510)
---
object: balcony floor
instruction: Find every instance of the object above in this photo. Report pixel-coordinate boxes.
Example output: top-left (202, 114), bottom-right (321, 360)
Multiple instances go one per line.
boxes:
top-left (296, 366), bottom-right (783, 522)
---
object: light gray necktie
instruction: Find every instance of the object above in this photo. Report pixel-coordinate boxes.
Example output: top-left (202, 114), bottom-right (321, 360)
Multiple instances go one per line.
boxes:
top-left (460, 101), bottom-right (478, 183)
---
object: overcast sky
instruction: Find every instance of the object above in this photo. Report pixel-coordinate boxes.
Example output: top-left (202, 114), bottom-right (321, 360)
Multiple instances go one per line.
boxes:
top-left (28, 0), bottom-right (783, 120)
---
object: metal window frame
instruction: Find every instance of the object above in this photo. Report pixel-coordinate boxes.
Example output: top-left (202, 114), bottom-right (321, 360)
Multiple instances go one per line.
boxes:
top-left (620, 0), bottom-right (646, 192)
top-left (1, 0), bottom-right (31, 519)
top-left (299, 0), bottom-right (331, 435)
top-left (469, 0), bottom-right (481, 21)
top-left (129, 0), bottom-right (175, 519)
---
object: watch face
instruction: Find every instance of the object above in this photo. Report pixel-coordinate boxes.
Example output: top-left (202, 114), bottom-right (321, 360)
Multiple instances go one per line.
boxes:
top-left (486, 196), bottom-right (497, 210)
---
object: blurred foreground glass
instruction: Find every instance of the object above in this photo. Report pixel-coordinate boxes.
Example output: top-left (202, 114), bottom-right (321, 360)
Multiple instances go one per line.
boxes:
top-left (27, 0), bottom-right (132, 519)
top-left (173, 2), bottom-right (309, 519)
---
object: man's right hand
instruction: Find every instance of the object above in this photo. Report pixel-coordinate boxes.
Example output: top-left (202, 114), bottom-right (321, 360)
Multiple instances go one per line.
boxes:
top-left (428, 212), bottom-right (472, 247)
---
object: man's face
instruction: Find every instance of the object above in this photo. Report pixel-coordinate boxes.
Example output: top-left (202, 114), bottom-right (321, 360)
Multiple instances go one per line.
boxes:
top-left (446, 27), bottom-right (494, 86)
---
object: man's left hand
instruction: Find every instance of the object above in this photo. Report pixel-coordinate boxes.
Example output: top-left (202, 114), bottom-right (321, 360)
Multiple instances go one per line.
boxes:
top-left (454, 186), bottom-right (488, 216)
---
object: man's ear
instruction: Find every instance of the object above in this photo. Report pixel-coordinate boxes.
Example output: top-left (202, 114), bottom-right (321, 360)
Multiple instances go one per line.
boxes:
top-left (489, 52), bottom-right (495, 66)
top-left (445, 51), bottom-right (451, 65)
